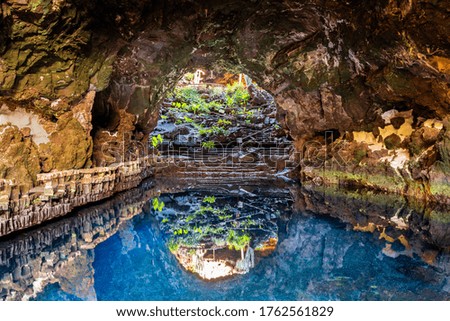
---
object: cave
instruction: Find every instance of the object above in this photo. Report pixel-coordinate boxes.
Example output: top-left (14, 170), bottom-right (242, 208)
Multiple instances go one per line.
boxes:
top-left (0, 0), bottom-right (449, 302)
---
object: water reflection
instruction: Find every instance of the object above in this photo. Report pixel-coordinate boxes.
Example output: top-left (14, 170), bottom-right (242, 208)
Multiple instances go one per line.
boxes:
top-left (0, 179), bottom-right (448, 301)
top-left (156, 188), bottom-right (289, 279)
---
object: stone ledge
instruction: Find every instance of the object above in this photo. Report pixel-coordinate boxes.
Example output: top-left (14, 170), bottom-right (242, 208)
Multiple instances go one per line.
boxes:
top-left (0, 156), bottom-right (156, 238)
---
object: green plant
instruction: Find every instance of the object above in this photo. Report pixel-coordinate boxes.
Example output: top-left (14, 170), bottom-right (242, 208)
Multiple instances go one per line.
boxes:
top-left (151, 134), bottom-right (164, 148)
top-left (173, 87), bottom-right (202, 103)
top-left (227, 230), bottom-right (251, 260)
top-left (161, 115), bottom-right (168, 120)
top-left (225, 83), bottom-right (250, 107)
top-left (207, 101), bottom-right (222, 111)
top-left (212, 126), bottom-right (227, 135)
top-left (202, 141), bottom-right (215, 149)
top-left (184, 72), bottom-right (194, 81)
top-left (168, 238), bottom-right (180, 252)
top-left (226, 95), bottom-right (235, 108)
top-left (152, 198), bottom-right (165, 212)
top-left (173, 228), bottom-right (188, 235)
top-left (198, 128), bottom-right (211, 135)
top-left (217, 119), bottom-right (232, 127)
top-left (218, 213), bottom-right (233, 220)
top-left (195, 205), bottom-right (227, 216)
top-left (161, 218), bottom-right (169, 224)
top-left (210, 86), bottom-right (225, 99)
top-left (199, 126), bottom-right (227, 136)
top-left (203, 195), bottom-right (216, 204)
top-left (183, 116), bottom-right (194, 123)
top-left (172, 101), bottom-right (188, 109)
top-left (354, 148), bottom-right (367, 164)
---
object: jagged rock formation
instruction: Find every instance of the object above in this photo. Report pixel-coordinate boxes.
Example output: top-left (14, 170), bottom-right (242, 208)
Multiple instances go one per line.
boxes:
top-left (0, 178), bottom-right (174, 301)
top-left (0, 157), bottom-right (153, 237)
top-left (0, 1), bottom-right (449, 207)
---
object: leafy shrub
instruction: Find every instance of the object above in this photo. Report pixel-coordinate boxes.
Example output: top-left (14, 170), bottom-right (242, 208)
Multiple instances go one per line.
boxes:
top-left (168, 238), bottom-right (180, 252)
top-left (226, 83), bottom-right (250, 106)
top-left (353, 148), bottom-right (367, 163)
top-left (184, 72), bottom-right (194, 81)
top-left (217, 119), bottom-right (232, 127)
top-left (199, 126), bottom-right (227, 136)
top-left (151, 134), bottom-right (164, 148)
top-left (202, 141), bottom-right (215, 149)
top-left (152, 198), bottom-right (165, 212)
top-left (203, 196), bottom-right (216, 203)
top-left (227, 230), bottom-right (251, 251)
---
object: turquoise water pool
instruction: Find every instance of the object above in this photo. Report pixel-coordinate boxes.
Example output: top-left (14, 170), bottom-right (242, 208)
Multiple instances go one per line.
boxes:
top-left (27, 185), bottom-right (449, 301)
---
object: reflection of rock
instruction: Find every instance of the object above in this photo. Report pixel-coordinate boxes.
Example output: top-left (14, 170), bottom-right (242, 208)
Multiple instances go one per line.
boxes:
top-left (158, 187), bottom-right (287, 280)
top-left (54, 250), bottom-right (97, 301)
top-left (0, 179), bottom-right (162, 301)
top-left (174, 245), bottom-right (264, 280)
top-left (174, 248), bottom-right (237, 280)
top-left (118, 221), bottom-right (138, 254)
top-left (292, 184), bottom-right (450, 265)
top-left (1, 178), bottom-right (448, 300)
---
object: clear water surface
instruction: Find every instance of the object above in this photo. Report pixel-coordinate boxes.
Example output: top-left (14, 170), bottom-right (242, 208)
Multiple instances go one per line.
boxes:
top-left (30, 185), bottom-right (449, 301)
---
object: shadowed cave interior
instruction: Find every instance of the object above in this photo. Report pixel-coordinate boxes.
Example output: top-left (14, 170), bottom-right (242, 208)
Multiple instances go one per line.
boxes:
top-left (0, 0), bottom-right (449, 300)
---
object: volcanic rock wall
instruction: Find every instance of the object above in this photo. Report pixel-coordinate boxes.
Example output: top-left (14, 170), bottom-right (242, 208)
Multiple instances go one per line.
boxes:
top-left (0, 0), bottom-right (449, 198)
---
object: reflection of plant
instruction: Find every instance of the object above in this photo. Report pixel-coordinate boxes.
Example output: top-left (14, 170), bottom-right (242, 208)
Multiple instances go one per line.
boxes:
top-left (161, 193), bottom-right (271, 258)
top-left (151, 134), bottom-right (163, 148)
top-left (152, 198), bottom-right (165, 212)
top-left (227, 230), bottom-right (251, 259)
top-left (168, 238), bottom-right (180, 252)
top-left (203, 196), bottom-right (216, 204)
top-left (218, 213), bottom-right (233, 220)
top-left (354, 147), bottom-right (367, 164)
top-left (202, 141), bottom-right (215, 149)
top-left (196, 205), bottom-right (226, 216)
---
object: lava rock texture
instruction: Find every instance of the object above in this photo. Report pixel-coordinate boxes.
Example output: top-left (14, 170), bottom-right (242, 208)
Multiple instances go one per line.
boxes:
top-left (0, 0), bottom-right (449, 201)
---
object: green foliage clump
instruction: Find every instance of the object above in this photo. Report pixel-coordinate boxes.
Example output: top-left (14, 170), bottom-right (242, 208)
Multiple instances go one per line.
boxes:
top-left (173, 87), bottom-right (202, 104)
top-left (227, 230), bottom-right (251, 251)
top-left (184, 116), bottom-right (194, 123)
top-left (184, 72), bottom-right (194, 81)
top-left (151, 134), bottom-right (163, 148)
top-left (169, 82), bottom-right (250, 117)
top-left (152, 198), bottom-right (165, 212)
top-left (353, 148), bottom-right (367, 164)
top-left (202, 141), bottom-right (215, 149)
top-left (217, 119), bottom-right (232, 127)
top-left (226, 83), bottom-right (250, 106)
top-left (199, 126), bottom-right (227, 136)
top-left (202, 195), bottom-right (216, 204)
top-left (168, 238), bottom-right (180, 252)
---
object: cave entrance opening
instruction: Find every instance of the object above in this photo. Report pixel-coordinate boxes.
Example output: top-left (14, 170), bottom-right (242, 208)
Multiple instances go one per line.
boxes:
top-left (148, 69), bottom-right (297, 181)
